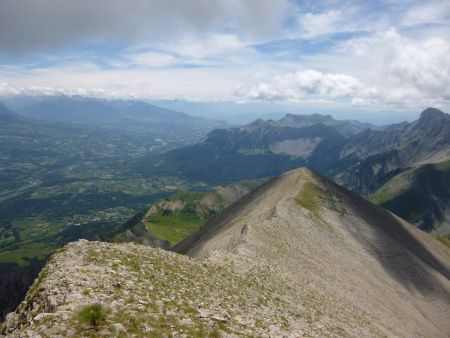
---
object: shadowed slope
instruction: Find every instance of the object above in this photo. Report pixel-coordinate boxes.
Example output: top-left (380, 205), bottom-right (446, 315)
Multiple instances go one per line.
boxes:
top-left (370, 159), bottom-right (450, 233)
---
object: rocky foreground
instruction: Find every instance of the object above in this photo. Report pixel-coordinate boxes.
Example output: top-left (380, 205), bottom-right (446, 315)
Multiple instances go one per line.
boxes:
top-left (2, 240), bottom-right (304, 337)
top-left (2, 168), bottom-right (450, 337)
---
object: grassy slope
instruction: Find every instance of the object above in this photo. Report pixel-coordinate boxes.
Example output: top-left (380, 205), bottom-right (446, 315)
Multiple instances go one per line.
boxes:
top-left (148, 213), bottom-right (204, 246)
top-left (435, 234), bottom-right (450, 248)
top-left (369, 159), bottom-right (450, 230)
top-left (114, 179), bottom-right (267, 246)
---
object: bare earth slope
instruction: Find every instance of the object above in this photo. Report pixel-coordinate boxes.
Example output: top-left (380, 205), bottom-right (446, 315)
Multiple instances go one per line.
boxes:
top-left (2, 168), bottom-right (450, 337)
top-left (175, 168), bottom-right (450, 337)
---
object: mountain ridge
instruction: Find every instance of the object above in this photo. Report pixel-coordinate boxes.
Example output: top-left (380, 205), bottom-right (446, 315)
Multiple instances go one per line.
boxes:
top-left (141, 107), bottom-right (450, 195)
top-left (4, 95), bottom-right (229, 142)
top-left (4, 168), bottom-right (449, 337)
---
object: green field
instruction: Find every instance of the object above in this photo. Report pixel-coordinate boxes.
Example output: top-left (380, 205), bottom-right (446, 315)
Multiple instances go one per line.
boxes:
top-left (0, 118), bottom-right (209, 273)
top-left (145, 213), bottom-right (204, 246)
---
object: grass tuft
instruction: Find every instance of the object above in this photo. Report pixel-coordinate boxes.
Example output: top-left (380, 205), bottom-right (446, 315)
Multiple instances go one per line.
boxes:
top-left (76, 303), bottom-right (106, 328)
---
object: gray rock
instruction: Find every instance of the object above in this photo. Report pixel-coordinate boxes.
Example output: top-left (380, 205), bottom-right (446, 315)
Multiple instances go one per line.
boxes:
top-left (113, 323), bottom-right (125, 334)
top-left (4, 312), bottom-right (18, 331)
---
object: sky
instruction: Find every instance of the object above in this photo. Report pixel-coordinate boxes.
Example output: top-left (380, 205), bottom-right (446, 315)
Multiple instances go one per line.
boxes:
top-left (0, 0), bottom-right (450, 120)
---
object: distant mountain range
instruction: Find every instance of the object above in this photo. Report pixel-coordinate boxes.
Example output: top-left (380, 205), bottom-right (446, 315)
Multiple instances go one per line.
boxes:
top-left (138, 107), bottom-right (450, 233)
top-left (10, 102), bottom-right (436, 236)
top-left (141, 107), bottom-right (448, 185)
top-left (4, 95), bottom-right (230, 143)
top-left (334, 108), bottom-right (450, 193)
top-left (258, 112), bottom-right (379, 136)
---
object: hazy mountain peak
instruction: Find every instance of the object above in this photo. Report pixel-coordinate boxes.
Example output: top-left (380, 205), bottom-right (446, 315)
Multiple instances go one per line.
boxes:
top-left (239, 118), bottom-right (271, 131)
top-left (0, 102), bottom-right (13, 114)
top-left (419, 107), bottom-right (446, 121)
top-left (0, 102), bottom-right (18, 122)
top-left (413, 107), bottom-right (450, 137)
top-left (279, 112), bottom-right (334, 123)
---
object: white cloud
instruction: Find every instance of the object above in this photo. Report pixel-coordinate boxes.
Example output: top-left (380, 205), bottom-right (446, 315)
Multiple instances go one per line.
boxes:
top-left (402, 0), bottom-right (450, 27)
top-left (162, 34), bottom-right (245, 59)
top-left (0, 82), bottom-right (110, 98)
top-left (0, 60), bottom-right (254, 100)
top-left (125, 52), bottom-right (177, 67)
top-left (0, 82), bottom-right (21, 95)
top-left (343, 29), bottom-right (450, 105)
top-left (236, 69), bottom-right (367, 101)
top-left (297, 10), bottom-right (344, 38)
top-left (237, 28), bottom-right (450, 109)
top-left (235, 82), bottom-right (297, 101)
top-left (289, 70), bottom-right (361, 97)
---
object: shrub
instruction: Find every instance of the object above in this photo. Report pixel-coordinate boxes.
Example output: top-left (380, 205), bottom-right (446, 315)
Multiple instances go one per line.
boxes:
top-left (77, 303), bottom-right (106, 328)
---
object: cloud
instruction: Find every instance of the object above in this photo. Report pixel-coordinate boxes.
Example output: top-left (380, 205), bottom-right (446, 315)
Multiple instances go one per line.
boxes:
top-left (402, 0), bottom-right (450, 27)
top-left (297, 10), bottom-right (344, 38)
top-left (161, 34), bottom-right (245, 60)
top-left (288, 70), bottom-right (361, 97)
top-left (1, 0), bottom-right (449, 114)
top-left (0, 0), bottom-right (290, 55)
top-left (344, 29), bottom-right (450, 105)
top-left (236, 69), bottom-right (366, 101)
top-left (232, 0), bottom-right (289, 39)
top-left (125, 52), bottom-right (177, 68)
top-left (0, 59), bottom-right (255, 100)
top-left (0, 82), bottom-right (21, 96)
top-left (0, 81), bottom-right (109, 97)
top-left (237, 28), bottom-right (450, 109)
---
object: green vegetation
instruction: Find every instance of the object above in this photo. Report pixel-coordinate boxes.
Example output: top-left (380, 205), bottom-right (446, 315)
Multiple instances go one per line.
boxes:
top-left (433, 159), bottom-right (450, 170)
top-left (169, 191), bottom-right (205, 204)
top-left (146, 212), bottom-right (204, 246)
top-left (25, 267), bottom-right (50, 303)
top-left (121, 190), bottom-right (213, 246)
top-left (76, 303), bottom-right (106, 328)
top-left (435, 234), bottom-right (450, 249)
top-left (369, 160), bottom-right (450, 230)
top-left (75, 242), bottom-right (296, 337)
top-left (294, 180), bottom-right (321, 219)
top-left (114, 178), bottom-right (267, 246)
top-left (368, 174), bottom-right (412, 205)
top-left (0, 115), bottom-right (208, 275)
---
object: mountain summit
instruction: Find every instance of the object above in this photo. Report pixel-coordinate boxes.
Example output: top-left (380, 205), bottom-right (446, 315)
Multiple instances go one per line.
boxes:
top-left (175, 168), bottom-right (450, 336)
top-left (3, 168), bottom-right (449, 337)
top-left (419, 107), bottom-right (446, 121)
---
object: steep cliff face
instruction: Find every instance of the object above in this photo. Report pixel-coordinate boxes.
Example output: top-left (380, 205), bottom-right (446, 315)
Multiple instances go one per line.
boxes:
top-left (0, 263), bottom-right (43, 323)
top-left (3, 169), bottom-right (450, 337)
